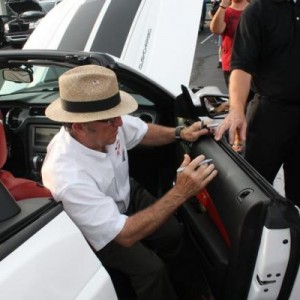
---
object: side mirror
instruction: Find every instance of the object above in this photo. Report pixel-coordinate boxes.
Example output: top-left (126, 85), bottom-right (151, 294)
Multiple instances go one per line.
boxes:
top-left (2, 68), bottom-right (33, 83)
top-left (176, 85), bottom-right (229, 120)
top-left (194, 86), bottom-right (229, 119)
top-left (20, 11), bottom-right (46, 21)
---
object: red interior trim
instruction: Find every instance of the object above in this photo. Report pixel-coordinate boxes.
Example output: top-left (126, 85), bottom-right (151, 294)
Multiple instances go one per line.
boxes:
top-left (197, 188), bottom-right (230, 246)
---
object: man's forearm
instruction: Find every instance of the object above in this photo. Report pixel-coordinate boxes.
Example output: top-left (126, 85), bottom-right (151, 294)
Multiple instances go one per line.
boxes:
top-left (114, 187), bottom-right (186, 247)
top-left (140, 123), bottom-right (175, 146)
top-left (140, 122), bottom-right (209, 146)
top-left (229, 69), bottom-right (252, 113)
top-left (210, 7), bottom-right (226, 34)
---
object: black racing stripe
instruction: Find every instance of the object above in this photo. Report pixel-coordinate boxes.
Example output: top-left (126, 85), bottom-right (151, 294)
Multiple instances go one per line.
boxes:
top-left (90, 0), bottom-right (142, 57)
top-left (58, 0), bottom-right (107, 51)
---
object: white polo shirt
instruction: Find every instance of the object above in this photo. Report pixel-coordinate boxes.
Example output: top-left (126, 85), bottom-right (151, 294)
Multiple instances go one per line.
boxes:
top-left (42, 115), bottom-right (148, 251)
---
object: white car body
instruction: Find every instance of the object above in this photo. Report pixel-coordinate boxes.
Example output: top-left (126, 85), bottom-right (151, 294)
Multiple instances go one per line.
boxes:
top-left (25, 0), bottom-right (204, 96)
top-left (0, 210), bottom-right (117, 300)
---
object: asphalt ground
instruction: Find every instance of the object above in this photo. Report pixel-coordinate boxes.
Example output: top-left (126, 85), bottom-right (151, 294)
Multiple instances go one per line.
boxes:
top-left (190, 21), bottom-right (285, 197)
top-left (190, 21), bottom-right (227, 93)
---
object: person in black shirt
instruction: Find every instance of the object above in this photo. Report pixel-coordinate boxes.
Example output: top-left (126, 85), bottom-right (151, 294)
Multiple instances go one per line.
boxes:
top-left (214, 0), bottom-right (300, 206)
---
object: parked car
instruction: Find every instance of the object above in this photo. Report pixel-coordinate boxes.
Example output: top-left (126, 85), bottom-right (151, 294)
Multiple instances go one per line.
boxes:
top-left (24, 0), bottom-right (204, 97)
top-left (3, 0), bottom-right (45, 48)
top-left (2, 0), bottom-right (300, 299)
top-left (0, 49), bottom-right (300, 300)
top-left (37, 0), bottom-right (62, 13)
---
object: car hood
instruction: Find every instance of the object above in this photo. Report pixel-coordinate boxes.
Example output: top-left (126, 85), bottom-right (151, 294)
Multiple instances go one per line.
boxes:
top-left (24, 0), bottom-right (204, 96)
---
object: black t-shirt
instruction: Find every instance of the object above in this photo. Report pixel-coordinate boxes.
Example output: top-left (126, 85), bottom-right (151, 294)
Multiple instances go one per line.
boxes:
top-left (231, 0), bottom-right (300, 103)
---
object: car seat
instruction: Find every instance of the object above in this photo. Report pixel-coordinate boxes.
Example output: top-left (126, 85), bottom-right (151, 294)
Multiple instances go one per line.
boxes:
top-left (0, 110), bottom-right (52, 200)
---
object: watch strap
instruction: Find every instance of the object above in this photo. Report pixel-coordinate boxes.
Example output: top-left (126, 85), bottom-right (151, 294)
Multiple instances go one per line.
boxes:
top-left (175, 126), bottom-right (185, 140)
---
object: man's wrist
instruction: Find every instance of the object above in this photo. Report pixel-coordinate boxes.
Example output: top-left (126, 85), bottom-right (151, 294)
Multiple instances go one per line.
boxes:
top-left (175, 126), bottom-right (185, 140)
top-left (219, 5), bottom-right (227, 9)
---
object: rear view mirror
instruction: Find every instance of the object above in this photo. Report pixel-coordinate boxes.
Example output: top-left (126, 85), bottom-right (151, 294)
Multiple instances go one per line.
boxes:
top-left (2, 68), bottom-right (33, 83)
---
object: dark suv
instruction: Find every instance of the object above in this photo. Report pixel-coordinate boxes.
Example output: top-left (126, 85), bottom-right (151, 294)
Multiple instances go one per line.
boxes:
top-left (3, 0), bottom-right (45, 48)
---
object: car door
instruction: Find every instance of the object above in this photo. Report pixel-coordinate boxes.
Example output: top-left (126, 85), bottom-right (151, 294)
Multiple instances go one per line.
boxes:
top-left (174, 86), bottom-right (300, 300)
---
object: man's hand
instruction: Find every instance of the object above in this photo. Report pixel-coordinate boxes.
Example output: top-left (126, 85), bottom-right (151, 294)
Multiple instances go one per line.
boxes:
top-left (214, 69), bottom-right (251, 145)
top-left (214, 109), bottom-right (247, 145)
top-left (174, 154), bottom-right (218, 199)
top-left (180, 121), bottom-right (210, 142)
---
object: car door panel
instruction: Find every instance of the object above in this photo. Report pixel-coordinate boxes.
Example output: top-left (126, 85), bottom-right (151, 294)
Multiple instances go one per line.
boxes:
top-left (179, 135), bottom-right (300, 299)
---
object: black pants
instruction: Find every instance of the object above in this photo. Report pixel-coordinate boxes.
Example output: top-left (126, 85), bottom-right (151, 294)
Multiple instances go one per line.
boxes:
top-left (245, 95), bottom-right (300, 206)
top-left (96, 179), bottom-right (210, 300)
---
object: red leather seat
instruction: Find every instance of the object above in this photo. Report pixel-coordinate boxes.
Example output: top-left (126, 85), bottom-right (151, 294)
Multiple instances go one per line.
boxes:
top-left (0, 111), bottom-right (52, 201)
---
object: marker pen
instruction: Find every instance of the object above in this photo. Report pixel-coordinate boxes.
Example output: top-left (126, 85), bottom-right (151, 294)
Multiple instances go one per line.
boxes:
top-left (176, 158), bottom-right (213, 173)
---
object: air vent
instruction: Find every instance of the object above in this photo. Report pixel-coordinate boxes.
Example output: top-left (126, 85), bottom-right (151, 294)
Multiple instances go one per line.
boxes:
top-left (5, 107), bottom-right (24, 130)
top-left (29, 107), bottom-right (46, 117)
top-left (138, 113), bottom-right (154, 123)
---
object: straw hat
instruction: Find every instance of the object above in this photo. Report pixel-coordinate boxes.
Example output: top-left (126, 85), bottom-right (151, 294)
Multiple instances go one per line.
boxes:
top-left (45, 65), bottom-right (138, 123)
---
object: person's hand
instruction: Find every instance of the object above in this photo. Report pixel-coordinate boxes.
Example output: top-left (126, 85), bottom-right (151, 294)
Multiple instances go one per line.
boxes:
top-left (180, 121), bottom-right (210, 142)
top-left (220, 0), bottom-right (231, 7)
top-left (175, 154), bottom-right (218, 199)
top-left (214, 109), bottom-right (247, 145)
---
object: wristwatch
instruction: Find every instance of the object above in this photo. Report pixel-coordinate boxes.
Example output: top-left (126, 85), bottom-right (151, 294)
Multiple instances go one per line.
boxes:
top-left (175, 126), bottom-right (185, 140)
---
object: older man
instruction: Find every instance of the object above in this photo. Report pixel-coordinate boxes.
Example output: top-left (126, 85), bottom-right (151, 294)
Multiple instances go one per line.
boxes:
top-left (42, 65), bottom-right (217, 300)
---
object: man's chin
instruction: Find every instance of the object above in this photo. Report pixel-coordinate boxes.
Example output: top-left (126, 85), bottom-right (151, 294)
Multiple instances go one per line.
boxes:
top-left (108, 137), bottom-right (117, 145)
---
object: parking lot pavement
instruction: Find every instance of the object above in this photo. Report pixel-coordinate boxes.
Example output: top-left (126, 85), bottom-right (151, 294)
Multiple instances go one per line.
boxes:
top-left (190, 23), bottom-right (227, 93)
top-left (190, 22), bottom-right (285, 197)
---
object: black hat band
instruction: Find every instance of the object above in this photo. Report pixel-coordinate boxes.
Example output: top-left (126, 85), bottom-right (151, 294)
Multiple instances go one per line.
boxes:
top-left (61, 92), bottom-right (121, 113)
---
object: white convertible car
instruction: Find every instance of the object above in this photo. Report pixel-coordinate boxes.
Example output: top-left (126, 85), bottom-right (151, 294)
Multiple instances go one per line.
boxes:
top-left (1, 0), bottom-right (300, 299)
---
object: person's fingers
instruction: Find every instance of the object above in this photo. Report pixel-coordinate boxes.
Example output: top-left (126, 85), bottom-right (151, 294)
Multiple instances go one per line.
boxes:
top-left (240, 122), bottom-right (247, 141)
top-left (177, 155), bottom-right (206, 175)
top-left (189, 155), bottom-right (206, 171)
top-left (214, 122), bottom-right (229, 141)
top-left (197, 162), bottom-right (215, 177)
top-left (179, 154), bottom-right (191, 168)
top-left (191, 121), bottom-right (210, 139)
top-left (200, 169), bottom-right (218, 188)
top-left (228, 125), bottom-right (237, 144)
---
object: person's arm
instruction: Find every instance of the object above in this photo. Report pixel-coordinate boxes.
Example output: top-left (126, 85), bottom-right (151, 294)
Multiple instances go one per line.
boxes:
top-left (214, 69), bottom-right (251, 143)
top-left (140, 122), bottom-right (209, 146)
top-left (209, 0), bottom-right (230, 34)
top-left (115, 154), bottom-right (217, 247)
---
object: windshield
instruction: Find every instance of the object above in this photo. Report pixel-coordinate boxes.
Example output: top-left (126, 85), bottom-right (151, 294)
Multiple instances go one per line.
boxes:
top-left (0, 65), bottom-right (69, 96)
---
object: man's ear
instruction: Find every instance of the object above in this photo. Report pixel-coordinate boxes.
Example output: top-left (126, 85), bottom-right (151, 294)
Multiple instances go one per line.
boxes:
top-left (71, 122), bottom-right (86, 135)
